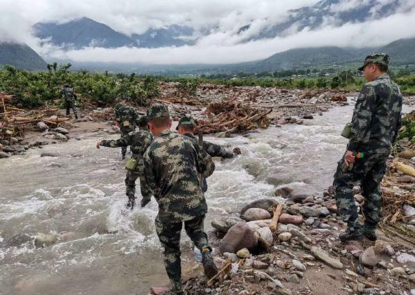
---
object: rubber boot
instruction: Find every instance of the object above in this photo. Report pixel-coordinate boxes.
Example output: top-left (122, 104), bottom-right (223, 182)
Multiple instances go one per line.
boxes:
top-left (339, 225), bottom-right (362, 243)
top-left (201, 247), bottom-right (218, 279)
top-left (362, 223), bottom-right (377, 241)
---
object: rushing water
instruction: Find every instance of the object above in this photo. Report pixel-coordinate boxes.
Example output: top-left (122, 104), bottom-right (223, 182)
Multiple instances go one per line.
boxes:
top-left (0, 101), bottom-right (413, 295)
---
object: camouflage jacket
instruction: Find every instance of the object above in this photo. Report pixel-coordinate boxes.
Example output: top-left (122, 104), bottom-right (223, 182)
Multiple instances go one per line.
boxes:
top-left (183, 133), bottom-right (233, 192)
top-left (114, 105), bottom-right (140, 131)
top-left (61, 87), bottom-right (77, 102)
top-left (101, 130), bottom-right (153, 171)
top-left (143, 130), bottom-right (215, 223)
top-left (348, 74), bottom-right (402, 154)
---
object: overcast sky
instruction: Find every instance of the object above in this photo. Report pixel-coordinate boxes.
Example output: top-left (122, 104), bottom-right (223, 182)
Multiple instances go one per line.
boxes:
top-left (1, 0), bottom-right (415, 64)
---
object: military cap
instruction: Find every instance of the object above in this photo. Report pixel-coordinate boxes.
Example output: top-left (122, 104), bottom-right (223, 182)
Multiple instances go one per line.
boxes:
top-left (176, 114), bottom-right (196, 130)
top-left (147, 104), bottom-right (170, 120)
top-left (358, 53), bottom-right (390, 71)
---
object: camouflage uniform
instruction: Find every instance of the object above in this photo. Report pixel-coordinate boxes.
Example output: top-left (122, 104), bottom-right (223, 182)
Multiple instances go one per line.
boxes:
top-left (61, 85), bottom-right (78, 119)
top-left (178, 115), bottom-right (234, 192)
top-left (333, 54), bottom-right (402, 239)
top-left (114, 103), bottom-right (141, 159)
top-left (101, 129), bottom-right (153, 208)
top-left (143, 104), bottom-right (216, 293)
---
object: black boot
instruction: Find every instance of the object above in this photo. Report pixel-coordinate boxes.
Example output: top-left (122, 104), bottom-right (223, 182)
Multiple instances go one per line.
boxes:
top-left (201, 248), bottom-right (218, 279)
top-left (339, 227), bottom-right (362, 243)
top-left (126, 197), bottom-right (135, 210)
top-left (362, 223), bottom-right (377, 241)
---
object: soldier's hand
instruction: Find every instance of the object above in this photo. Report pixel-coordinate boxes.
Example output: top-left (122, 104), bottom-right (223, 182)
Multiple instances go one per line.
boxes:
top-left (141, 198), bottom-right (150, 208)
top-left (344, 150), bottom-right (355, 167)
top-left (96, 141), bottom-right (102, 149)
top-left (233, 147), bottom-right (242, 155)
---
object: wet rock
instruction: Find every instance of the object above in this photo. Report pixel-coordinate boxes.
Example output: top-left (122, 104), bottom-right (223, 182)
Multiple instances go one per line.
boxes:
top-left (278, 232), bottom-right (292, 242)
top-left (252, 260), bottom-right (269, 269)
top-left (37, 121), bottom-right (48, 131)
top-left (292, 260), bottom-right (306, 271)
top-left (246, 219), bottom-right (271, 232)
top-left (0, 152), bottom-right (10, 158)
top-left (34, 233), bottom-right (58, 248)
top-left (54, 127), bottom-right (69, 135)
top-left (55, 133), bottom-right (68, 141)
top-left (391, 267), bottom-right (406, 275)
top-left (289, 193), bottom-right (309, 203)
top-left (305, 217), bottom-right (315, 225)
top-left (279, 213), bottom-right (303, 225)
top-left (40, 152), bottom-right (59, 158)
top-left (10, 137), bottom-right (18, 144)
top-left (409, 273), bottom-right (415, 282)
top-left (223, 252), bottom-right (238, 263)
top-left (211, 217), bottom-right (242, 233)
top-left (274, 187), bottom-right (292, 198)
top-left (219, 222), bottom-right (258, 254)
top-left (396, 253), bottom-right (415, 264)
top-left (4, 234), bottom-right (33, 247)
top-left (311, 247), bottom-right (343, 269)
top-left (374, 241), bottom-right (394, 256)
top-left (240, 199), bottom-right (278, 216)
top-left (236, 248), bottom-right (250, 259)
top-left (242, 208), bottom-right (271, 221)
top-left (256, 227), bottom-right (273, 245)
top-left (289, 227), bottom-right (312, 243)
top-left (0, 139), bottom-right (9, 145)
top-left (3, 146), bottom-right (15, 153)
top-left (360, 246), bottom-right (381, 267)
top-left (275, 260), bottom-right (286, 269)
top-left (363, 289), bottom-right (381, 295)
top-left (320, 207), bottom-right (330, 216)
top-left (404, 205), bottom-right (415, 217)
top-left (288, 274), bottom-right (300, 283)
top-left (299, 206), bottom-right (321, 217)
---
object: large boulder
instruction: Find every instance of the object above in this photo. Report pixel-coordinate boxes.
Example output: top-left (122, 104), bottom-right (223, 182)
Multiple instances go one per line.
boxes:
top-left (256, 227), bottom-right (273, 245)
top-left (243, 208), bottom-right (271, 221)
top-left (219, 222), bottom-right (258, 254)
top-left (240, 199), bottom-right (278, 216)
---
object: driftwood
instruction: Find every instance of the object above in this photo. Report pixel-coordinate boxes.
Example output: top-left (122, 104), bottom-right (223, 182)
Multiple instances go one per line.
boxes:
top-left (206, 261), bottom-right (232, 286)
top-left (269, 204), bottom-right (284, 232)
top-left (394, 160), bottom-right (415, 177)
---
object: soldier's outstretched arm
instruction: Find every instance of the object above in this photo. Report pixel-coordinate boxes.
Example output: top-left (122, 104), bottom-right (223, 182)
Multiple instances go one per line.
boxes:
top-left (99, 133), bottom-right (132, 148)
top-left (196, 144), bottom-right (215, 178)
top-left (348, 85), bottom-right (376, 153)
top-left (204, 141), bottom-right (233, 158)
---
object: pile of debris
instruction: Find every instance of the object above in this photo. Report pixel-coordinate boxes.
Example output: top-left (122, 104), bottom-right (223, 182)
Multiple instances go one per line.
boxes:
top-left (196, 98), bottom-right (272, 135)
top-left (152, 184), bottom-right (415, 295)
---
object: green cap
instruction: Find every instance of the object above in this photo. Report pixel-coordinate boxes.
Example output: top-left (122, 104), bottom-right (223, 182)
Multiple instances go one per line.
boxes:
top-left (358, 53), bottom-right (390, 71)
top-left (176, 114), bottom-right (196, 130)
top-left (146, 104), bottom-right (170, 121)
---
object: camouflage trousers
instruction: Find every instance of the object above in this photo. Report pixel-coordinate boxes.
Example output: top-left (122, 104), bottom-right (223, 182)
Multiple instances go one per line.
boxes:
top-left (156, 214), bottom-right (210, 291)
top-left (125, 170), bottom-right (152, 202)
top-left (65, 100), bottom-right (78, 118)
top-left (333, 152), bottom-right (388, 231)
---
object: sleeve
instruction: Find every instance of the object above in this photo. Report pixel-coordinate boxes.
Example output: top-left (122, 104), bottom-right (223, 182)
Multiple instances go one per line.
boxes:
top-left (392, 113), bottom-right (402, 144)
top-left (204, 141), bottom-right (233, 158)
top-left (195, 143), bottom-right (215, 178)
top-left (143, 150), bottom-right (157, 195)
top-left (101, 133), bottom-right (131, 148)
top-left (347, 85), bottom-right (376, 153)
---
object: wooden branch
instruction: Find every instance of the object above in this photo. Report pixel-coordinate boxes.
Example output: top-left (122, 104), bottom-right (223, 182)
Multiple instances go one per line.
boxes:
top-left (394, 160), bottom-right (415, 177)
top-left (206, 261), bottom-right (232, 286)
top-left (269, 204), bottom-right (284, 232)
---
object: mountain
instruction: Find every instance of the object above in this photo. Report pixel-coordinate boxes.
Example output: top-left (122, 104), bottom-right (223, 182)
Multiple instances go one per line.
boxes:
top-left (381, 37), bottom-right (415, 65)
top-left (251, 47), bottom-right (358, 71)
top-left (34, 17), bottom-right (194, 49)
top-left (0, 43), bottom-right (47, 71)
top-left (253, 0), bottom-right (402, 41)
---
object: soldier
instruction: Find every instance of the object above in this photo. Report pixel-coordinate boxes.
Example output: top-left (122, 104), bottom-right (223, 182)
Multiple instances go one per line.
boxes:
top-left (143, 104), bottom-right (218, 295)
top-left (114, 103), bottom-right (141, 159)
top-left (61, 83), bottom-right (79, 119)
top-left (176, 114), bottom-right (241, 192)
top-left (97, 116), bottom-right (153, 210)
top-left (333, 54), bottom-right (402, 243)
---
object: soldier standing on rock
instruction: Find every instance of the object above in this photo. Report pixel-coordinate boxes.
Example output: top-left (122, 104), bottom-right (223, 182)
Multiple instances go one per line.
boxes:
top-left (177, 114), bottom-right (241, 192)
top-left (61, 83), bottom-right (79, 119)
top-left (143, 104), bottom-right (218, 295)
top-left (97, 117), bottom-right (153, 210)
top-left (333, 54), bottom-right (402, 243)
top-left (114, 102), bottom-right (141, 159)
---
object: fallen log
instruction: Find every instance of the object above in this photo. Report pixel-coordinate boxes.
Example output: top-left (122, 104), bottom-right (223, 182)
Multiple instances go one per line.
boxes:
top-left (394, 160), bottom-right (415, 177)
top-left (269, 204), bottom-right (284, 232)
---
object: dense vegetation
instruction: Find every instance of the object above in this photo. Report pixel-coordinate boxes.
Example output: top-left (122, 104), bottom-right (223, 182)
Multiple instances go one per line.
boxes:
top-left (0, 64), bottom-right (414, 109)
